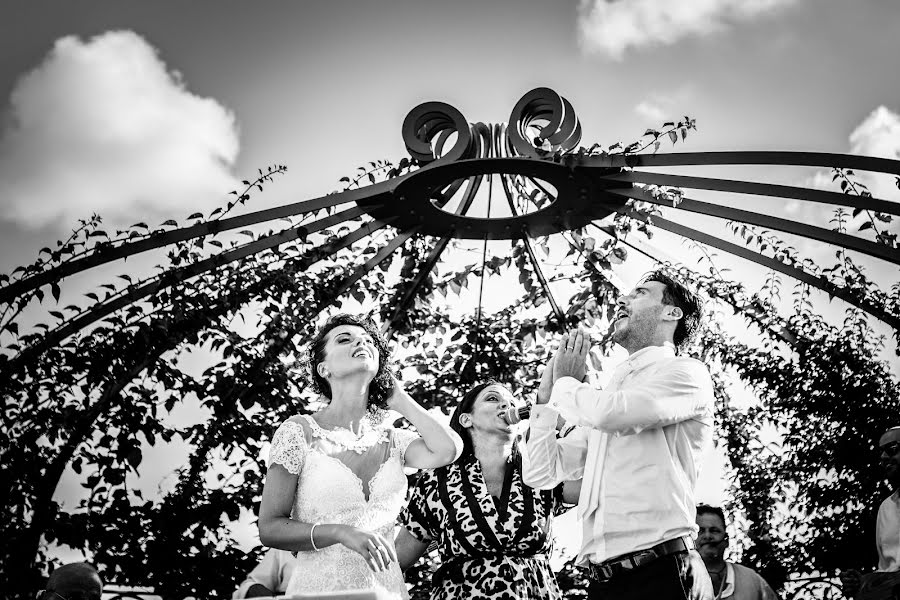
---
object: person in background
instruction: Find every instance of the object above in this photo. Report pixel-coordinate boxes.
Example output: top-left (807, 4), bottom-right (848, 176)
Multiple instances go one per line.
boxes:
top-left (840, 426), bottom-right (900, 599)
top-left (695, 504), bottom-right (779, 600)
top-left (40, 562), bottom-right (102, 600)
top-left (233, 548), bottom-right (298, 598)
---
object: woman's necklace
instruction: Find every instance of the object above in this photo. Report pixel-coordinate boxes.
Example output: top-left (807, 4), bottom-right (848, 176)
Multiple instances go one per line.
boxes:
top-left (308, 412), bottom-right (386, 454)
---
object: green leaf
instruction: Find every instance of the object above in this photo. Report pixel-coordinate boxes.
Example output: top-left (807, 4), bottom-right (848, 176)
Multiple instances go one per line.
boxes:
top-left (161, 220), bottom-right (177, 227)
top-left (126, 448), bottom-right (142, 469)
top-left (858, 221), bottom-right (874, 231)
top-left (668, 131), bottom-right (678, 144)
top-left (51, 282), bottom-right (61, 302)
top-left (188, 212), bottom-right (203, 219)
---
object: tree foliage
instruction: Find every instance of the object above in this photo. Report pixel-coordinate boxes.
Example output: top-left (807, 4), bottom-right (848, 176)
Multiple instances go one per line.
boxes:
top-left (2, 126), bottom-right (899, 600)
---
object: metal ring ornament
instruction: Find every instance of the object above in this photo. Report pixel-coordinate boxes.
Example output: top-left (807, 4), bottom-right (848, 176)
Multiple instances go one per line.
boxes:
top-left (508, 87), bottom-right (582, 158)
top-left (401, 101), bottom-right (473, 165)
top-left (381, 157), bottom-right (623, 239)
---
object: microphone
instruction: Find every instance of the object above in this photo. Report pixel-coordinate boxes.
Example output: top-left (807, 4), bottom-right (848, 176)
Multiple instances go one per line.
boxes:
top-left (501, 405), bottom-right (531, 425)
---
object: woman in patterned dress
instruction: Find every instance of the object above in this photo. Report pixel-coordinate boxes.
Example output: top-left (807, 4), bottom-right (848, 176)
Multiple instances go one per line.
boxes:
top-left (258, 314), bottom-right (462, 599)
top-left (395, 380), bottom-right (579, 600)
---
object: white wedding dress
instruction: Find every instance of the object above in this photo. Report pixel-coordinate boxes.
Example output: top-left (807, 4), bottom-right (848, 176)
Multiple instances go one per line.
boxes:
top-left (268, 414), bottom-right (417, 599)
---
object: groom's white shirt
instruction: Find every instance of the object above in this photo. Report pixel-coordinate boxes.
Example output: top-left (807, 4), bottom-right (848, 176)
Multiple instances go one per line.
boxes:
top-left (521, 345), bottom-right (714, 565)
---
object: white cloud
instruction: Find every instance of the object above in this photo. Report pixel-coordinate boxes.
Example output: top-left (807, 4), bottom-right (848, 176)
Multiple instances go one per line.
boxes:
top-left (847, 106), bottom-right (900, 201)
top-left (634, 100), bottom-right (666, 123)
top-left (578, 0), bottom-right (800, 60)
top-left (0, 31), bottom-right (239, 229)
top-left (805, 106), bottom-right (900, 202)
top-left (634, 86), bottom-right (696, 124)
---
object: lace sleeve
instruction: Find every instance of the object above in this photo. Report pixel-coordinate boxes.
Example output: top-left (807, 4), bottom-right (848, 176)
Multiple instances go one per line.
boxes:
top-left (267, 420), bottom-right (308, 475)
top-left (391, 427), bottom-right (420, 465)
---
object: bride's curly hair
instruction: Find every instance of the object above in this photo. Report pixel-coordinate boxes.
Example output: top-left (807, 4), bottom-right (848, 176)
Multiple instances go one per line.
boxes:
top-left (308, 314), bottom-right (394, 412)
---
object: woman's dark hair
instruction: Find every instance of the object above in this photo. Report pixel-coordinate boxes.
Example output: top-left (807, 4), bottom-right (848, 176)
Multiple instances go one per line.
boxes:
top-left (449, 379), bottom-right (519, 463)
top-left (308, 314), bottom-right (393, 411)
top-left (642, 270), bottom-right (705, 353)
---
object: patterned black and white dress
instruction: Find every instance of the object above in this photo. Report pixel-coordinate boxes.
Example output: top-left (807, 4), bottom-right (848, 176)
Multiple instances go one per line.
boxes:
top-left (400, 453), bottom-right (566, 600)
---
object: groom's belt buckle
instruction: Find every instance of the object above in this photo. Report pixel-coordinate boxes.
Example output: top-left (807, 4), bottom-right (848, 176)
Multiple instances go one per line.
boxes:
top-left (588, 537), bottom-right (691, 582)
top-left (589, 549), bottom-right (657, 582)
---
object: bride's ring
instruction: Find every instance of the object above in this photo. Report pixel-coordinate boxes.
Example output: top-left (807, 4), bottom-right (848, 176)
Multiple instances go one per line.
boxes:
top-left (368, 541), bottom-right (384, 554)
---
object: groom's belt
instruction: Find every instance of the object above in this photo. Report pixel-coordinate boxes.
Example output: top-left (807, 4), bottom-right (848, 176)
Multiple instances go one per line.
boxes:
top-left (588, 536), bottom-right (692, 582)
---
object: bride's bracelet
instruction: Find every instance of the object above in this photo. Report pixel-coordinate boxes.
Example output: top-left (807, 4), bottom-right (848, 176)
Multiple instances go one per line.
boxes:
top-left (310, 523), bottom-right (321, 552)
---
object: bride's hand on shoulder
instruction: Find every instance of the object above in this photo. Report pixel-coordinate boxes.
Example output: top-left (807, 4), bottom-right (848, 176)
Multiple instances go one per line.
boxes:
top-left (335, 525), bottom-right (398, 572)
top-left (386, 374), bottom-right (413, 412)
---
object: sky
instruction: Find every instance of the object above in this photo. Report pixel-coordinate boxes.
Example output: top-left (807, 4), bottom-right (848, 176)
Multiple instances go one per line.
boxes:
top-left (3, 0), bottom-right (900, 581)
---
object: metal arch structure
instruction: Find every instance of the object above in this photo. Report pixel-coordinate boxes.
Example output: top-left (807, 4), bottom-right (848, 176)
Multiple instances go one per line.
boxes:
top-left (2, 86), bottom-right (898, 600)
top-left (2, 86), bottom-right (900, 365)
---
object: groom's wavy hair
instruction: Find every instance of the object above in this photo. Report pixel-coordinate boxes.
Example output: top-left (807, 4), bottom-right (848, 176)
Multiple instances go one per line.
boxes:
top-left (308, 313), bottom-right (393, 411)
top-left (642, 270), bottom-right (705, 354)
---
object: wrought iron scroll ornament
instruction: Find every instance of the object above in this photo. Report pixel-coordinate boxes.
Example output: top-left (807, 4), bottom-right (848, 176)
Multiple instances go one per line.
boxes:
top-left (2, 87), bottom-right (900, 364)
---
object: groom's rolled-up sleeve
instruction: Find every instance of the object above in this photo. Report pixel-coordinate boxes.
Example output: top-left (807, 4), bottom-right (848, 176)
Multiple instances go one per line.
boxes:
top-left (550, 361), bottom-right (713, 436)
top-left (521, 404), bottom-right (589, 490)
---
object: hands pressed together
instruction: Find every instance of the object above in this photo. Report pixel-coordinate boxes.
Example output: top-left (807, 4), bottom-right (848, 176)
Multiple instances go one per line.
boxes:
top-left (535, 327), bottom-right (591, 405)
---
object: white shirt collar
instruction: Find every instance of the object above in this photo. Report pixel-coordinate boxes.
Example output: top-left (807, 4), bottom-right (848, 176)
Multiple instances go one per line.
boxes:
top-left (621, 344), bottom-right (676, 372)
top-left (717, 563), bottom-right (736, 599)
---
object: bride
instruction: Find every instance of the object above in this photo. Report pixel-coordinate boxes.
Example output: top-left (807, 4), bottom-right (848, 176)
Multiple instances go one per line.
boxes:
top-left (259, 314), bottom-right (462, 599)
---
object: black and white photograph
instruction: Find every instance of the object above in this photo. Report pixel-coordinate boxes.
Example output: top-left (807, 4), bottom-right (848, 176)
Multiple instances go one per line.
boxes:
top-left (3, 2), bottom-right (899, 599)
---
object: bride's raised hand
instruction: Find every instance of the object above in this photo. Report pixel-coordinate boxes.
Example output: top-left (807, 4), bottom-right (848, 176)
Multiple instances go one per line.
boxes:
top-left (335, 525), bottom-right (397, 572)
top-left (385, 373), bottom-right (410, 412)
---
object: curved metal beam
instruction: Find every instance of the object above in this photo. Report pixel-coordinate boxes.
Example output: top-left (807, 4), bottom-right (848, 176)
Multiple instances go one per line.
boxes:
top-left (0, 184), bottom-right (396, 305)
top-left (582, 151), bottom-right (900, 176)
top-left (223, 228), bottom-right (421, 411)
top-left (384, 234), bottom-right (452, 336)
top-left (598, 171), bottom-right (900, 216)
top-left (607, 188), bottom-right (900, 265)
top-left (497, 172), bottom-right (566, 325)
top-left (317, 228), bottom-right (419, 309)
top-left (614, 208), bottom-right (900, 330)
top-left (13, 210), bottom-right (391, 362)
top-left (591, 223), bottom-right (798, 345)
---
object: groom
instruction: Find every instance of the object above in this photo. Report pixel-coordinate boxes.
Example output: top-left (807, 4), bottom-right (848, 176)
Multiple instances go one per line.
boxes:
top-left (522, 271), bottom-right (715, 599)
